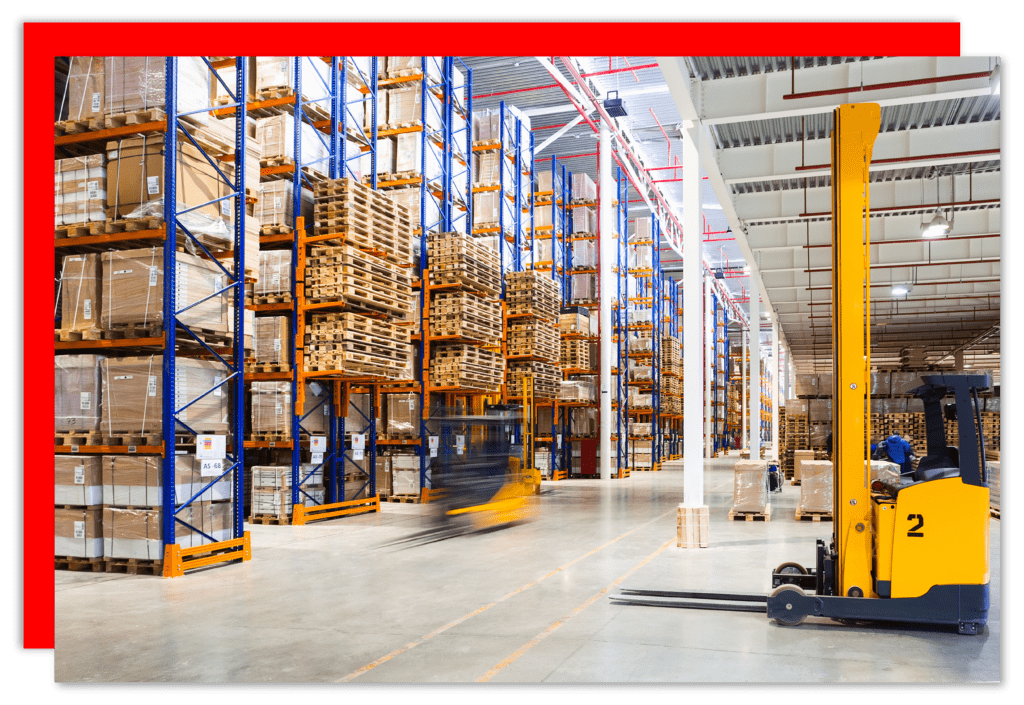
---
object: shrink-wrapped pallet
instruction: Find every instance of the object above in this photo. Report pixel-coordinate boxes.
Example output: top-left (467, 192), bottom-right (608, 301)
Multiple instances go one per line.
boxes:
top-left (58, 254), bottom-right (102, 336)
top-left (536, 171), bottom-right (553, 193)
top-left (572, 207), bottom-right (596, 235)
top-left (256, 181), bottom-right (314, 231)
top-left (256, 250), bottom-right (292, 298)
top-left (472, 191), bottom-right (499, 227)
top-left (572, 240), bottom-right (597, 268)
top-left (387, 84), bottom-right (443, 132)
top-left (387, 185), bottom-right (440, 237)
top-left (255, 57), bottom-right (330, 95)
top-left (255, 113), bottom-right (330, 167)
top-left (61, 56), bottom-right (105, 122)
top-left (251, 381), bottom-right (292, 438)
top-left (251, 465), bottom-right (323, 489)
top-left (733, 461), bottom-right (768, 513)
top-left (535, 207), bottom-right (553, 230)
top-left (100, 248), bottom-right (229, 333)
top-left (55, 456), bottom-right (103, 506)
top-left (101, 455), bottom-right (231, 506)
top-left (99, 356), bottom-right (230, 437)
top-left (472, 108), bottom-right (501, 142)
top-left (393, 133), bottom-right (443, 180)
top-left (55, 155), bottom-right (107, 226)
top-left (55, 507), bottom-right (103, 558)
top-left (104, 57), bottom-right (209, 123)
top-left (474, 151), bottom-right (500, 184)
top-left (106, 136), bottom-right (233, 241)
top-left (55, 354), bottom-right (103, 433)
top-left (251, 488), bottom-right (325, 518)
top-left (384, 393), bottom-right (420, 438)
top-left (254, 316), bottom-right (291, 368)
top-left (793, 449), bottom-right (815, 482)
top-left (570, 273), bottom-right (596, 302)
top-left (383, 56), bottom-right (443, 81)
top-left (571, 173), bottom-right (597, 202)
top-left (799, 461), bottom-right (833, 513)
top-left (103, 502), bottom-right (231, 559)
top-left (361, 136), bottom-right (395, 175)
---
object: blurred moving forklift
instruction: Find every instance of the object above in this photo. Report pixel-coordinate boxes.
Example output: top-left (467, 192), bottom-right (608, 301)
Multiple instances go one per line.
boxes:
top-left (612, 103), bottom-right (992, 635)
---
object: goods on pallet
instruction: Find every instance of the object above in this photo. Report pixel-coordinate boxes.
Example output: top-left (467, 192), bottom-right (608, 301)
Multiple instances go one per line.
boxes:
top-left (251, 465), bottom-right (324, 489)
top-left (99, 356), bottom-right (229, 439)
top-left (257, 250), bottom-right (292, 301)
top-left (570, 407), bottom-right (598, 436)
top-left (305, 244), bottom-right (416, 321)
top-left (103, 57), bottom-right (209, 122)
top-left (391, 132), bottom-right (443, 180)
top-left (103, 502), bottom-right (231, 559)
top-left (472, 191), bottom-right (499, 228)
top-left (799, 461), bottom-right (833, 514)
top-left (629, 246), bottom-right (652, 269)
top-left (571, 240), bottom-right (597, 269)
top-left (101, 455), bottom-right (232, 506)
top-left (733, 461), bottom-right (768, 513)
top-left (629, 422), bottom-right (652, 437)
top-left (505, 270), bottom-right (560, 320)
top-left (106, 137), bottom-right (233, 239)
top-left (560, 338), bottom-right (590, 370)
top-left (55, 155), bottom-right (106, 226)
top-left (677, 505), bottom-right (709, 549)
top-left (382, 56), bottom-right (443, 80)
top-left (430, 345), bottom-right (503, 392)
top-left (507, 320), bottom-right (559, 362)
top-left (506, 361), bottom-right (559, 400)
top-left (55, 354), bottom-right (103, 434)
top-left (256, 181), bottom-right (313, 231)
top-left (571, 207), bottom-right (596, 235)
top-left (427, 230), bottom-right (501, 295)
top-left (375, 455), bottom-right (392, 497)
top-left (559, 307), bottom-right (590, 335)
top-left (255, 113), bottom-right (330, 168)
top-left (252, 487), bottom-right (325, 518)
top-left (629, 439), bottom-right (652, 468)
top-left (571, 173), bottom-right (597, 202)
top-left (60, 56), bottom-right (105, 123)
top-left (430, 291), bottom-right (502, 343)
top-left (313, 178), bottom-right (415, 264)
top-left (254, 316), bottom-right (291, 369)
top-left (386, 186), bottom-right (440, 237)
top-left (629, 360), bottom-right (653, 382)
top-left (250, 381), bottom-right (292, 439)
top-left (560, 379), bottom-right (595, 403)
top-left (361, 136), bottom-right (395, 175)
top-left (474, 151), bottom-right (499, 184)
top-left (305, 313), bottom-right (414, 378)
top-left (386, 84), bottom-right (443, 131)
top-left (55, 456), bottom-right (103, 506)
top-left (209, 58), bottom-right (256, 103)
top-left (55, 507), bottom-right (103, 559)
top-left (255, 56), bottom-right (329, 97)
top-left (391, 454), bottom-right (421, 497)
top-left (99, 248), bottom-right (229, 335)
top-left (793, 449), bottom-right (815, 482)
top-left (472, 108), bottom-right (501, 143)
top-left (536, 171), bottom-right (553, 193)
top-left (629, 389), bottom-right (652, 409)
top-left (383, 393), bottom-right (420, 438)
top-left (570, 273), bottom-right (596, 303)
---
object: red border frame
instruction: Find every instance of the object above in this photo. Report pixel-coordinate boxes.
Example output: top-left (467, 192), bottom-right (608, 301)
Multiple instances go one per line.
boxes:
top-left (25, 21), bottom-right (960, 651)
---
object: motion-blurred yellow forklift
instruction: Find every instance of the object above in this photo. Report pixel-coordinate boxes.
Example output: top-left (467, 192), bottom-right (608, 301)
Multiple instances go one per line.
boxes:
top-left (612, 103), bottom-right (992, 634)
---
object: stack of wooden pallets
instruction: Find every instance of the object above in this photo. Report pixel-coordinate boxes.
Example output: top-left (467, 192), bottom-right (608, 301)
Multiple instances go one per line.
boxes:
top-left (429, 291), bottom-right (502, 343)
top-left (312, 178), bottom-right (414, 264)
top-left (427, 231), bottom-right (501, 295)
top-left (505, 270), bottom-right (560, 320)
top-left (507, 319), bottom-right (559, 362)
top-left (560, 338), bottom-right (590, 370)
top-left (506, 361), bottom-right (560, 400)
top-left (305, 313), bottom-right (413, 379)
top-left (304, 244), bottom-right (415, 321)
top-left (430, 345), bottom-right (504, 392)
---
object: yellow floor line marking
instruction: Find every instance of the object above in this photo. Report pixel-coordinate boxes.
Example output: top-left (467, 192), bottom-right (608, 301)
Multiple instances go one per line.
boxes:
top-left (477, 537), bottom-right (676, 682)
top-left (337, 508), bottom-right (675, 682)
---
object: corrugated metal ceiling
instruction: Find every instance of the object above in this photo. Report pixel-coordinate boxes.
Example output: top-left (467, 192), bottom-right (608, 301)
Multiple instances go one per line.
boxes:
top-left (685, 56), bottom-right (882, 81)
top-left (731, 160), bottom-right (1002, 194)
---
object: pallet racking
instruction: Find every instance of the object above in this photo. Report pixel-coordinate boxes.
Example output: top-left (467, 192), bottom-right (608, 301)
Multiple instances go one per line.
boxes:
top-left (54, 57), bottom-right (253, 576)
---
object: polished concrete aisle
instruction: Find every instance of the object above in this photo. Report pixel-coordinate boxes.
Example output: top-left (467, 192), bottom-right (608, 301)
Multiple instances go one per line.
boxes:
top-left (54, 457), bottom-right (1001, 683)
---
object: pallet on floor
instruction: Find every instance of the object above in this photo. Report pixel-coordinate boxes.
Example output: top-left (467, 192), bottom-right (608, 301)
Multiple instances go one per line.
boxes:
top-left (55, 556), bottom-right (105, 572)
top-left (249, 514), bottom-right (292, 526)
top-left (728, 504), bottom-right (772, 522)
top-left (385, 494), bottom-right (420, 504)
top-left (991, 508), bottom-right (1000, 520)
top-left (104, 558), bottom-right (164, 576)
top-left (795, 508), bottom-right (833, 522)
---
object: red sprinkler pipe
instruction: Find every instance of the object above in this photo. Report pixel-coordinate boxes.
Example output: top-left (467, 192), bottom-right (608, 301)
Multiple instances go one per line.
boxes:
top-left (783, 70), bottom-right (991, 100)
top-left (472, 63), bottom-right (659, 100)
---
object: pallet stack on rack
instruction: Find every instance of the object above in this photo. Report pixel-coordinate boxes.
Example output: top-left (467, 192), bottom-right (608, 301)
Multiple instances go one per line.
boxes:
top-left (505, 270), bottom-right (561, 401)
top-left (54, 56), bottom-right (253, 577)
top-left (625, 215), bottom-right (659, 472)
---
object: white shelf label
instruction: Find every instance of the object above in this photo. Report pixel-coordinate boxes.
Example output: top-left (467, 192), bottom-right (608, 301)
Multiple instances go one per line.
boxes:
top-left (311, 436), bottom-right (327, 452)
top-left (79, 392), bottom-right (91, 410)
top-left (146, 176), bottom-right (160, 195)
top-left (428, 436), bottom-right (439, 450)
top-left (74, 466), bottom-right (85, 484)
top-left (147, 375), bottom-right (158, 397)
top-left (353, 448), bottom-right (364, 461)
top-left (352, 434), bottom-right (366, 450)
top-left (83, 298), bottom-right (92, 320)
top-left (200, 458), bottom-right (224, 477)
top-left (74, 521), bottom-right (85, 539)
top-left (197, 434), bottom-right (226, 460)
top-left (311, 452), bottom-right (324, 464)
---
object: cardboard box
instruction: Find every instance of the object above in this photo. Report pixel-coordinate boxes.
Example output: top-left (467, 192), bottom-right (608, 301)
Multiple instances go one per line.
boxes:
top-left (255, 57), bottom-right (329, 94)
top-left (393, 133), bottom-right (443, 180)
top-left (100, 356), bottom-right (229, 436)
top-left (251, 487), bottom-right (324, 517)
top-left (799, 461), bottom-right (833, 513)
top-left (785, 399), bottom-right (808, 415)
top-left (472, 191), bottom-right (499, 227)
top-left (100, 247), bottom-right (228, 332)
top-left (105, 137), bottom-right (230, 236)
top-left (59, 254), bottom-right (102, 335)
top-left (101, 455), bottom-right (232, 507)
top-left (384, 393), bottom-right (420, 438)
top-left (102, 502), bottom-right (231, 559)
top-left (256, 180), bottom-right (313, 230)
top-left (376, 455), bottom-right (392, 496)
top-left (255, 316), bottom-right (290, 367)
top-left (55, 155), bottom-right (106, 225)
top-left (55, 354), bottom-right (103, 433)
top-left (475, 151), bottom-right (500, 184)
top-left (55, 507), bottom-right (103, 558)
top-left (55, 456), bottom-right (103, 506)
top-left (360, 136), bottom-right (395, 175)
top-left (251, 465), bottom-right (323, 489)
top-left (572, 207), bottom-right (596, 235)
top-left (104, 57), bottom-right (208, 121)
top-left (559, 308), bottom-right (589, 335)
top-left (793, 450), bottom-right (815, 482)
top-left (677, 505), bottom-right (709, 549)
top-left (733, 461), bottom-right (768, 513)
top-left (257, 250), bottom-right (292, 297)
top-left (63, 56), bottom-right (104, 122)
top-left (391, 467), bottom-right (420, 496)
top-left (251, 381), bottom-right (292, 437)
top-left (571, 173), bottom-right (597, 202)
top-left (536, 171), bottom-right (553, 192)
top-left (472, 108), bottom-right (500, 142)
top-left (255, 113), bottom-right (330, 166)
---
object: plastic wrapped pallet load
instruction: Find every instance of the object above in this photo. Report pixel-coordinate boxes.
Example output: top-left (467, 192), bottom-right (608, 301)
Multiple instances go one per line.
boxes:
top-left (799, 461), bottom-right (833, 514)
top-left (732, 461), bottom-right (768, 513)
top-left (61, 56), bottom-right (105, 122)
top-left (55, 456), bottom-right (103, 506)
top-left (55, 155), bottom-right (107, 226)
top-left (252, 487), bottom-right (325, 519)
top-left (793, 449), bottom-right (815, 482)
top-left (55, 507), bottom-right (103, 559)
top-left (103, 502), bottom-right (231, 559)
top-left (256, 250), bottom-right (292, 299)
top-left (251, 381), bottom-right (292, 438)
top-left (256, 181), bottom-right (313, 231)
top-left (104, 56), bottom-right (209, 123)
top-left (55, 354), bottom-right (104, 434)
top-left (870, 460), bottom-right (900, 486)
top-left (254, 316), bottom-right (290, 368)
top-left (101, 455), bottom-right (232, 506)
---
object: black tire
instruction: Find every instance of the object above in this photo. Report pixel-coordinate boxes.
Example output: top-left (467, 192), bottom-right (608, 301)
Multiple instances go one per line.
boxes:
top-left (774, 561), bottom-right (808, 575)
top-left (770, 584), bottom-right (808, 626)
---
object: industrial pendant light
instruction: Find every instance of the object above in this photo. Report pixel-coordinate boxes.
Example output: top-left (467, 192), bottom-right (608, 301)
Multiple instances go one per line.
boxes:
top-left (921, 212), bottom-right (951, 239)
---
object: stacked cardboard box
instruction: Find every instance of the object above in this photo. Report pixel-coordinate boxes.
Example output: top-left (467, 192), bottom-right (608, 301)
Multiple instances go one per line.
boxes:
top-left (732, 461), bottom-right (768, 514)
top-left (571, 173), bottom-right (597, 202)
top-left (103, 57), bottom-right (209, 121)
top-left (250, 381), bottom-right (292, 440)
top-left (54, 352), bottom-right (104, 440)
top-left (798, 461), bottom-right (834, 516)
top-left (55, 155), bottom-right (106, 227)
top-left (382, 393), bottom-right (420, 439)
top-left (250, 465), bottom-right (325, 521)
top-left (252, 316), bottom-right (291, 371)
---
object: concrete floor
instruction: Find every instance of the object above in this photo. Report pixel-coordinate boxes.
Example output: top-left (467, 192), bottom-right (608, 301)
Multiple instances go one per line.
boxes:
top-left (54, 457), bottom-right (1001, 683)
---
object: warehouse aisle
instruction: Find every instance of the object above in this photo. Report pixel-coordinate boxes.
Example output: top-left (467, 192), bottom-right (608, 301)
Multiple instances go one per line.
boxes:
top-left (54, 457), bottom-right (1000, 683)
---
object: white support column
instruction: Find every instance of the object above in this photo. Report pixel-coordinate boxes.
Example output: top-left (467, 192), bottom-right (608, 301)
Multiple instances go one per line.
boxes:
top-left (682, 120), bottom-right (704, 507)
top-left (598, 124), bottom-right (613, 481)
top-left (741, 330), bottom-right (748, 449)
top-left (771, 319), bottom-right (780, 461)
top-left (749, 267), bottom-right (761, 459)
top-left (704, 276), bottom-right (713, 458)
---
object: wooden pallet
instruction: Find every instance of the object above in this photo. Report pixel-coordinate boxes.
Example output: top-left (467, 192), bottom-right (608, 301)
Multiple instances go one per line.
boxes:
top-left (991, 508), bottom-right (1000, 520)
top-left (385, 494), bottom-right (421, 504)
top-left (261, 156), bottom-right (295, 169)
top-left (728, 504), bottom-right (772, 522)
top-left (246, 362), bottom-right (292, 374)
top-left (55, 328), bottom-right (104, 342)
top-left (795, 509), bottom-right (833, 522)
top-left (254, 293), bottom-right (293, 305)
top-left (260, 224), bottom-right (293, 236)
top-left (104, 558), bottom-right (164, 576)
top-left (103, 108), bottom-right (167, 130)
top-left (55, 431), bottom-right (105, 447)
top-left (54, 117), bottom-right (105, 136)
top-left (95, 433), bottom-right (163, 447)
top-left (55, 556), bottom-right (105, 572)
top-left (249, 514), bottom-right (292, 525)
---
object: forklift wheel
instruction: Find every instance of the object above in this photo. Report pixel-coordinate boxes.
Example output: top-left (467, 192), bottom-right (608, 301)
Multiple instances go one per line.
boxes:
top-left (769, 584), bottom-right (808, 626)
top-left (774, 561), bottom-right (808, 575)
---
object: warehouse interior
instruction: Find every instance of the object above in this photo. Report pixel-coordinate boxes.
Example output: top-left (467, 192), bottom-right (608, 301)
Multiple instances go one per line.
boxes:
top-left (52, 55), bottom-right (1001, 683)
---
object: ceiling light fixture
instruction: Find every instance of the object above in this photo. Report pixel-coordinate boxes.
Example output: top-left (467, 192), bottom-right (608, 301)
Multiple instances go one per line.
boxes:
top-left (702, 203), bottom-right (723, 210)
top-left (920, 212), bottom-right (951, 239)
top-left (891, 284), bottom-right (910, 297)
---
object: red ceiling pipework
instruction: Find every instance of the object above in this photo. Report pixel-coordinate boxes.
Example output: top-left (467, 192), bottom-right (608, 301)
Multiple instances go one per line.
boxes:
top-left (805, 232), bottom-right (1000, 248)
top-left (472, 62), bottom-right (659, 100)
top-left (795, 148), bottom-right (1001, 172)
top-left (649, 106), bottom-right (673, 167)
top-left (807, 277), bottom-right (1000, 291)
top-left (557, 151), bottom-right (599, 159)
top-left (798, 198), bottom-right (1000, 218)
top-left (782, 70), bottom-right (992, 101)
top-left (532, 122), bottom-right (571, 131)
top-left (804, 257), bottom-right (999, 273)
top-left (808, 293), bottom-right (1000, 306)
